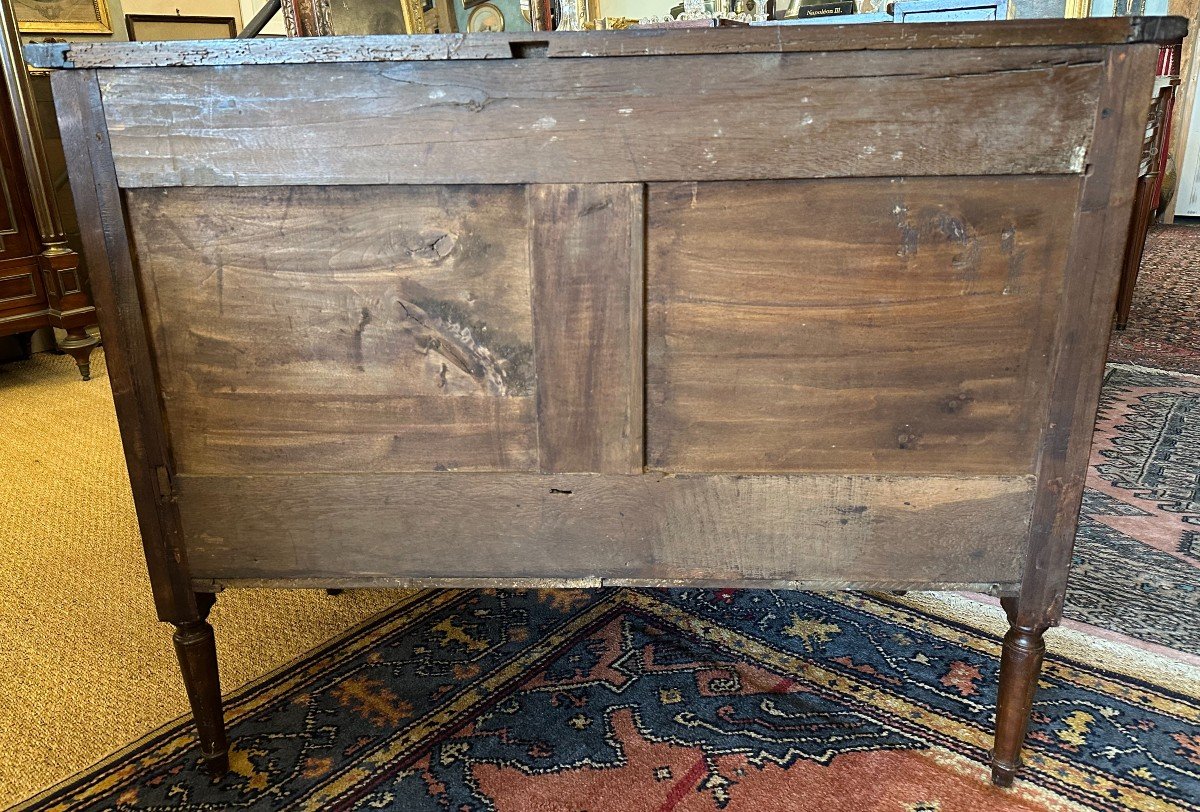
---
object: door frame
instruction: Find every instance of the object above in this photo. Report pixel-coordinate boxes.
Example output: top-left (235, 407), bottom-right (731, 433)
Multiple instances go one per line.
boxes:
top-left (1165, 12), bottom-right (1200, 220)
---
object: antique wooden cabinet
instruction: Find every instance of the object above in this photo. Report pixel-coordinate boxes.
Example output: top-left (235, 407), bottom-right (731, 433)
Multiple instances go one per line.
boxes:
top-left (31, 16), bottom-right (1185, 788)
top-left (0, 0), bottom-right (97, 378)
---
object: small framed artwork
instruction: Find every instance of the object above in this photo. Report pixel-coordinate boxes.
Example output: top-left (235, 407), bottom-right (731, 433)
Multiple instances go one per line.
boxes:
top-left (15, 0), bottom-right (113, 34)
top-left (466, 2), bottom-right (505, 30)
top-left (125, 14), bottom-right (238, 41)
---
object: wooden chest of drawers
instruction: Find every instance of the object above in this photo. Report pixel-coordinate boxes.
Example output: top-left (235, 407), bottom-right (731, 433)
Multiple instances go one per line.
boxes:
top-left (31, 15), bottom-right (1185, 786)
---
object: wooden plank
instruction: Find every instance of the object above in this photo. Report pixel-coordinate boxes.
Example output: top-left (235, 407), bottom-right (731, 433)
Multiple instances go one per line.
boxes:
top-left (50, 70), bottom-right (197, 623)
top-left (551, 18), bottom-right (1188, 58)
top-left (163, 393), bottom-right (537, 474)
top-left (176, 473), bottom-right (1033, 585)
top-left (126, 185), bottom-right (539, 474)
top-left (1019, 44), bottom-right (1160, 628)
top-left (25, 35), bottom-right (519, 70)
top-left (199, 575), bottom-right (1020, 593)
top-left (96, 48), bottom-right (1106, 187)
top-left (529, 184), bottom-right (644, 474)
top-left (23, 18), bottom-right (1188, 69)
top-left (646, 176), bottom-right (1078, 475)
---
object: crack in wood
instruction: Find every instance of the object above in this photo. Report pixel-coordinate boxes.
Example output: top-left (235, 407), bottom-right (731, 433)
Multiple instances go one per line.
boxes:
top-left (351, 306), bottom-right (371, 371)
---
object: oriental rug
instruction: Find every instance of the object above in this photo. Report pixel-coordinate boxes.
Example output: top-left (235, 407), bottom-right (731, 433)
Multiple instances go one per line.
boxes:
top-left (1063, 365), bottom-right (1200, 655)
top-left (14, 588), bottom-right (1200, 812)
top-left (1107, 224), bottom-right (1200, 375)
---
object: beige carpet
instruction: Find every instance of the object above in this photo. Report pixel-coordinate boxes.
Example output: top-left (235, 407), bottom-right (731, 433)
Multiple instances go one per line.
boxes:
top-left (0, 349), bottom-right (404, 807)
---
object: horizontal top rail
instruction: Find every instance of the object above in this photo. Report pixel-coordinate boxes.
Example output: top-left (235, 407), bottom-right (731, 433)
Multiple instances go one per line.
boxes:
top-left (25, 16), bottom-right (1188, 70)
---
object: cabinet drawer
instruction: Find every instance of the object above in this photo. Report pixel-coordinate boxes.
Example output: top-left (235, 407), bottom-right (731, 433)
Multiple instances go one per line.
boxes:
top-left (0, 267), bottom-right (43, 313)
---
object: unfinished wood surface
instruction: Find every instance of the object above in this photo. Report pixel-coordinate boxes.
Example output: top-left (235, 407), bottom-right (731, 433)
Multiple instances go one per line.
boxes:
top-left (22, 18), bottom-right (1188, 69)
top-left (177, 473), bottom-right (1033, 585)
top-left (197, 575), bottom-right (1020, 592)
top-left (25, 36), bottom-right (517, 70)
top-left (546, 18), bottom-right (1188, 58)
top-left (127, 185), bottom-right (539, 474)
top-left (1019, 45), bottom-right (1160, 628)
top-left (529, 184), bottom-right (644, 474)
top-left (51, 70), bottom-right (198, 623)
top-left (647, 176), bottom-right (1078, 475)
top-left (96, 48), bottom-right (1105, 188)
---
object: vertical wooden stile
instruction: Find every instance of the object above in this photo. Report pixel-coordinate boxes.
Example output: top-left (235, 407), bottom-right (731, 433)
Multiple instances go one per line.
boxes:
top-left (528, 183), bottom-right (645, 474)
top-left (1020, 44), bottom-right (1161, 627)
top-left (50, 69), bottom-right (196, 623)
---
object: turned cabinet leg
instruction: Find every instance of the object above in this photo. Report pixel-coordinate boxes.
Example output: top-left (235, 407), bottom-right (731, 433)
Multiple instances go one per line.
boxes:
top-left (57, 327), bottom-right (99, 381)
top-left (991, 596), bottom-right (1049, 787)
top-left (1115, 171), bottom-right (1156, 330)
top-left (171, 592), bottom-right (230, 776)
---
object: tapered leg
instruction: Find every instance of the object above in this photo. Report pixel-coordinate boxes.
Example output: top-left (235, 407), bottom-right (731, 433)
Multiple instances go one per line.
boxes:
top-left (991, 596), bottom-right (1049, 787)
top-left (171, 592), bottom-right (229, 776)
top-left (57, 327), bottom-right (99, 381)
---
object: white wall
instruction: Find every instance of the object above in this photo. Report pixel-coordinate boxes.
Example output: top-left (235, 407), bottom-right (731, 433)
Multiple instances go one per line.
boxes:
top-left (121, 0), bottom-right (247, 33)
top-left (597, 0), bottom-right (678, 18)
top-left (22, 0), bottom-right (249, 41)
top-left (239, 0), bottom-right (288, 35)
top-left (123, 0), bottom-right (245, 18)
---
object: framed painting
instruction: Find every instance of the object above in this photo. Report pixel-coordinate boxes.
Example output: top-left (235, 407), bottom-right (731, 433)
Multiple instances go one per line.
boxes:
top-left (125, 14), bottom-right (237, 40)
top-left (15, 0), bottom-right (112, 34)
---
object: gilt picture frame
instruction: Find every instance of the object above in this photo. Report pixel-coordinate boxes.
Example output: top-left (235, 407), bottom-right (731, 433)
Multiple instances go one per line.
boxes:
top-left (15, 0), bottom-right (112, 34)
top-left (400, 0), bottom-right (431, 32)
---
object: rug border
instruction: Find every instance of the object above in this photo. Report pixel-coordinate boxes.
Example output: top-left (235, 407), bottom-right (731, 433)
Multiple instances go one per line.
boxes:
top-left (12, 585), bottom-right (1198, 812)
top-left (895, 592), bottom-right (1200, 695)
top-left (1105, 361), bottom-right (1200, 382)
top-left (6, 589), bottom-right (442, 812)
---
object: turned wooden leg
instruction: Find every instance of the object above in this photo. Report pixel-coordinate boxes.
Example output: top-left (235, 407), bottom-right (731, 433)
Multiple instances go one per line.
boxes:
top-left (1114, 173), bottom-right (1156, 331)
top-left (991, 596), bottom-right (1049, 787)
top-left (57, 327), bottom-right (99, 381)
top-left (172, 592), bottom-right (229, 776)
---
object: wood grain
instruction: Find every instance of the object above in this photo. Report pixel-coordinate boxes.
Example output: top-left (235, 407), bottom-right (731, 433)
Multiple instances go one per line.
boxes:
top-left (1019, 45), bottom-right (1160, 628)
top-left (96, 48), bottom-right (1105, 187)
top-left (51, 70), bottom-right (198, 623)
top-left (529, 184), bottom-right (644, 474)
top-left (177, 473), bottom-right (1033, 586)
top-left (26, 36), bottom-right (518, 69)
top-left (162, 393), bottom-right (537, 474)
top-left (23, 18), bottom-right (1187, 69)
top-left (196, 575), bottom-right (1020, 592)
top-left (548, 18), bottom-right (1188, 58)
top-left (127, 185), bottom-right (539, 474)
top-left (646, 176), bottom-right (1078, 475)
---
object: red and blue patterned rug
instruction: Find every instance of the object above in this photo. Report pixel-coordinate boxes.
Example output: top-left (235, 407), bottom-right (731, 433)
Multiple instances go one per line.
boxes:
top-left (14, 588), bottom-right (1200, 811)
